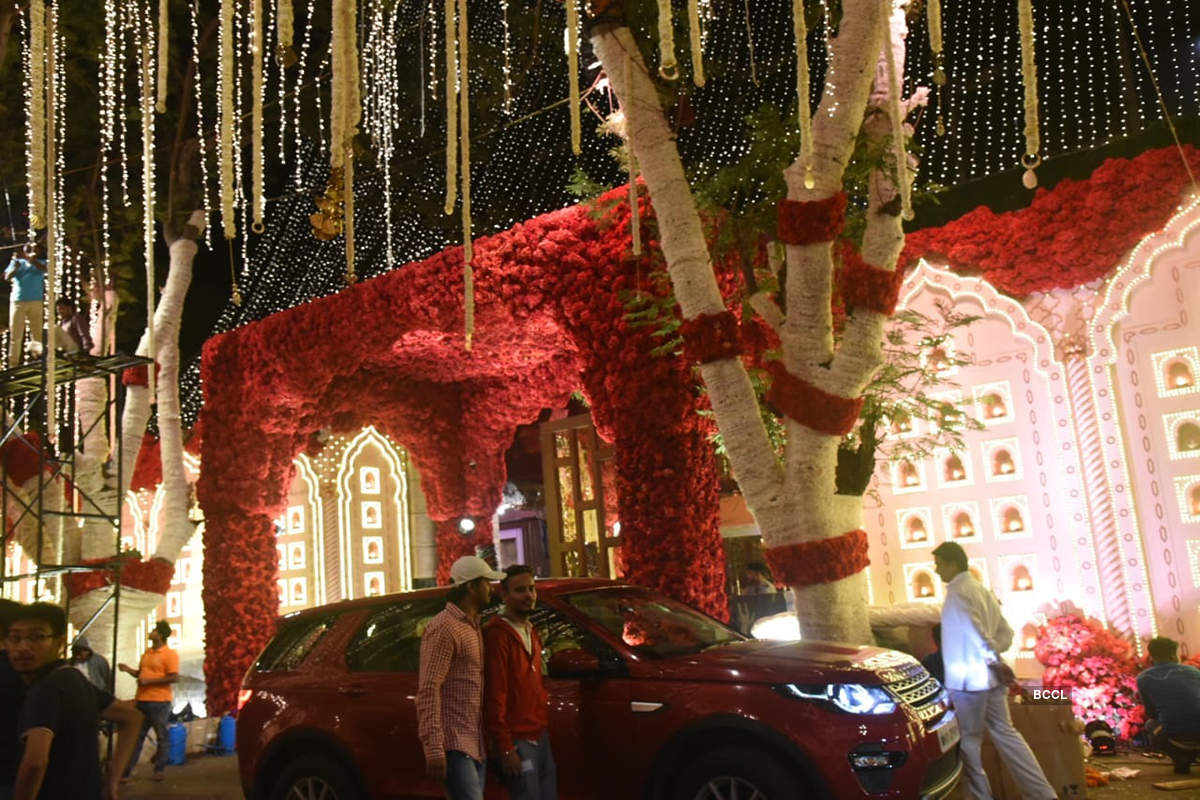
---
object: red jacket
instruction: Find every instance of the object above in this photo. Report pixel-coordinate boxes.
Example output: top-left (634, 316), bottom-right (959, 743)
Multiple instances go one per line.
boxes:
top-left (483, 614), bottom-right (549, 754)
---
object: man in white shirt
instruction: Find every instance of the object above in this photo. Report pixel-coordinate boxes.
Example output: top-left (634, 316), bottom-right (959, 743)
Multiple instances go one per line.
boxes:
top-left (933, 541), bottom-right (1055, 799)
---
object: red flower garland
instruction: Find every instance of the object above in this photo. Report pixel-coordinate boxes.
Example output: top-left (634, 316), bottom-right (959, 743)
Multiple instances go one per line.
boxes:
top-left (681, 311), bottom-right (742, 364)
top-left (765, 361), bottom-right (864, 437)
top-left (63, 555), bottom-right (175, 598)
top-left (902, 146), bottom-right (1200, 297)
top-left (777, 192), bottom-right (847, 245)
top-left (838, 243), bottom-right (905, 315)
top-left (764, 529), bottom-right (870, 588)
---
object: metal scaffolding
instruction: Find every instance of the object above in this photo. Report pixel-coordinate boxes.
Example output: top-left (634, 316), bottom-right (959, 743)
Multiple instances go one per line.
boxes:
top-left (0, 349), bottom-right (153, 677)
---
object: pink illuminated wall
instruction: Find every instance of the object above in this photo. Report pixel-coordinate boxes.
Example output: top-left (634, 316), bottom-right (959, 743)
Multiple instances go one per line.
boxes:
top-left (867, 200), bottom-right (1200, 659)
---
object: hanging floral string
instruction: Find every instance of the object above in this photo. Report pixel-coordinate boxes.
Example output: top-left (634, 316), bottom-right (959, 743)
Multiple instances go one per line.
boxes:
top-left (251, 0), bottom-right (265, 233)
top-left (457, 0), bottom-right (473, 348)
top-left (331, 0), bottom-right (360, 283)
top-left (927, 0), bottom-right (946, 136)
top-left (27, 0), bottom-right (47, 231)
top-left (655, 0), bottom-right (677, 80)
top-left (791, 0), bottom-right (813, 189)
top-left (276, 0), bottom-right (294, 63)
top-left (565, 0), bottom-right (581, 154)
top-left (141, 35), bottom-right (157, 403)
top-left (443, 0), bottom-right (457, 213)
top-left (155, 0), bottom-right (167, 113)
top-left (687, 0), bottom-right (704, 87)
top-left (1017, 0), bottom-right (1041, 189)
top-left (218, 0), bottom-right (236, 241)
top-left (625, 51), bottom-right (640, 257)
top-left (882, 8), bottom-right (913, 221)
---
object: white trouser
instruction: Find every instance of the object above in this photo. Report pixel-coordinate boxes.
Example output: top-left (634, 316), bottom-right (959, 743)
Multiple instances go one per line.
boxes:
top-left (8, 299), bottom-right (44, 367)
top-left (948, 686), bottom-right (1057, 800)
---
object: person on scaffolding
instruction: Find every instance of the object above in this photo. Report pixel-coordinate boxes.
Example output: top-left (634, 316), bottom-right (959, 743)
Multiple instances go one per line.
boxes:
top-left (3, 242), bottom-right (46, 369)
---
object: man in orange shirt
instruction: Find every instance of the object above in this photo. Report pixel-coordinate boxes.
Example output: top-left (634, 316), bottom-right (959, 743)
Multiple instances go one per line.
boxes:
top-left (484, 565), bottom-right (556, 800)
top-left (118, 620), bottom-right (179, 782)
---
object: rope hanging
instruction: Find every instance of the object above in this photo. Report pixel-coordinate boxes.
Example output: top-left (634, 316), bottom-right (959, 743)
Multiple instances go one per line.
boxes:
top-left (687, 0), bottom-right (704, 87)
top-left (792, 0), bottom-right (814, 189)
top-left (927, 0), bottom-right (946, 136)
top-left (655, 0), bottom-right (677, 80)
top-left (566, 0), bottom-right (581, 154)
top-left (156, 0), bottom-right (168, 113)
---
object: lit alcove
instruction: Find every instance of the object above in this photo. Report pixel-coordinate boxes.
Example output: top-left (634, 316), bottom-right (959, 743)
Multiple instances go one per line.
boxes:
top-left (1177, 421), bottom-right (1200, 453)
top-left (944, 453), bottom-right (968, 483)
top-left (1191, 484), bottom-right (1200, 517)
top-left (1021, 623), bottom-right (1039, 651)
top-left (1166, 360), bottom-right (1195, 390)
top-left (1011, 564), bottom-right (1034, 592)
top-left (891, 409), bottom-right (914, 435)
top-left (992, 449), bottom-right (1016, 477)
top-left (951, 511), bottom-right (975, 540)
top-left (982, 392), bottom-right (1008, 420)
top-left (912, 571), bottom-right (936, 599)
top-left (928, 346), bottom-right (952, 373)
top-left (1002, 506), bottom-right (1025, 534)
top-left (899, 461), bottom-right (921, 489)
top-left (905, 516), bottom-right (929, 544)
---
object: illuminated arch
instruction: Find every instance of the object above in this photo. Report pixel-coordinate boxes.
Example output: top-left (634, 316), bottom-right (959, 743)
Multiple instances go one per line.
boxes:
top-left (336, 426), bottom-right (411, 597)
top-left (294, 454), bottom-right (327, 606)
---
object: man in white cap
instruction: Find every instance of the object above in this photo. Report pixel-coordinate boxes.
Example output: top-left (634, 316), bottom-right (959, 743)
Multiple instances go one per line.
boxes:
top-left (417, 554), bottom-right (504, 800)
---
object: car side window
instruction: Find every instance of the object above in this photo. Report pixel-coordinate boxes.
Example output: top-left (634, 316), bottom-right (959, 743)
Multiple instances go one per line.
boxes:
top-left (254, 611), bottom-right (341, 672)
top-left (529, 606), bottom-right (620, 674)
top-left (345, 597), bottom-right (445, 672)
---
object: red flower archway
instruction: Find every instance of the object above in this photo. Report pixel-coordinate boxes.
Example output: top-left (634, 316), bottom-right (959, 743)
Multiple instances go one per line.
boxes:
top-left (197, 189), bottom-right (732, 712)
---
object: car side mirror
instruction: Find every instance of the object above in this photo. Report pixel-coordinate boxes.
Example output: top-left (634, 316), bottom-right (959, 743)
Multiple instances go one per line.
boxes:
top-left (547, 647), bottom-right (600, 678)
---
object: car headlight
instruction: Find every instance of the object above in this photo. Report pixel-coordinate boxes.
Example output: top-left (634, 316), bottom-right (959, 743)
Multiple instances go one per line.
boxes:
top-left (776, 683), bottom-right (897, 715)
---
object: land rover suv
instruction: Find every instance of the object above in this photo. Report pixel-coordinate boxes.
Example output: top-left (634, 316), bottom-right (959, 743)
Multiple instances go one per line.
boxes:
top-left (236, 579), bottom-right (961, 799)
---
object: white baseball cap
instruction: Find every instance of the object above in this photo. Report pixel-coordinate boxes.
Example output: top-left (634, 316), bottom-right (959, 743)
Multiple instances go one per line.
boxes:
top-left (450, 555), bottom-right (505, 585)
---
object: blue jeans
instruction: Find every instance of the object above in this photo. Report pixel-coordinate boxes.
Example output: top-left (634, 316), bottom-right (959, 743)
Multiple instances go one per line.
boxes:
top-left (444, 750), bottom-right (486, 800)
top-left (126, 700), bottom-right (172, 775)
top-left (505, 731), bottom-right (557, 800)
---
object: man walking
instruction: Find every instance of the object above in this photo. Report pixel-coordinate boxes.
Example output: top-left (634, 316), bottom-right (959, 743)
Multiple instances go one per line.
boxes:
top-left (484, 565), bottom-right (556, 800)
top-left (932, 541), bottom-right (1056, 800)
top-left (1137, 636), bottom-right (1200, 774)
top-left (117, 620), bottom-right (178, 782)
top-left (417, 555), bottom-right (504, 800)
top-left (7, 602), bottom-right (142, 800)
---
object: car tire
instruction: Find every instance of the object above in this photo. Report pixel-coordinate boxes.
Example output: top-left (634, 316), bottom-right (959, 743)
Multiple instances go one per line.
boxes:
top-left (673, 745), bottom-right (807, 800)
top-left (268, 754), bottom-right (361, 800)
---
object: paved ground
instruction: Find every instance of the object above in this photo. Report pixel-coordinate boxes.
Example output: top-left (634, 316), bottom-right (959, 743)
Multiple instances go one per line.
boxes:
top-left (117, 750), bottom-right (1196, 799)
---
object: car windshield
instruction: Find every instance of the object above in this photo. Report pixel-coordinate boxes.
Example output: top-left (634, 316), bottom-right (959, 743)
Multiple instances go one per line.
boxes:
top-left (563, 587), bottom-right (745, 658)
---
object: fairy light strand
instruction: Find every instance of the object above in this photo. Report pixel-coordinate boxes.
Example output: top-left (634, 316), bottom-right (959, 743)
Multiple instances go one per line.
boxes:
top-left (189, 0), bottom-right (213, 248)
top-left (141, 26), bottom-right (157, 404)
top-left (500, 0), bottom-right (511, 114)
top-left (443, 0), bottom-right (457, 213)
top-left (45, 1), bottom-right (58, 441)
top-left (252, 0), bottom-right (266, 233)
top-left (458, 0), bottom-right (473, 348)
top-left (27, 0), bottom-right (46, 232)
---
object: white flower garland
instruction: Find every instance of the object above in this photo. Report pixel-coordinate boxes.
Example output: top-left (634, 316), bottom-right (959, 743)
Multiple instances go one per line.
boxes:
top-left (277, 0), bottom-right (293, 52)
top-left (443, 0), bottom-right (457, 214)
top-left (141, 36), bottom-right (157, 404)
top-left (792, 0), bottom-right (813, 189)
top-left (252, 0), bottom-right (265, 233)
top-left (331, 0), bottom-right (360, 282)
top-left (27, 0), bottom-right (46, 231)
top-left (625, 52), bottom-right (641, 257)
top-left (458, 0), bottom-right (473, 347)
top-left (1017, 0), bottom-right (1041, 188)
top-left (156, 0), bottom-right (167, 114)
top-left (218, 0), bottom-right (236, 238)
top-left (45, 2), bottom-right (58, 438)
top-left (688, 0), bottom-right (704, 86)
top-left (927, 0), bottom-right (946, 135)
top-left (566, 0), bottom-right (580, 155)
top-left (656, 0), bottom-right (677, 80)
top-left (883, 8), bottom-right (913, 221)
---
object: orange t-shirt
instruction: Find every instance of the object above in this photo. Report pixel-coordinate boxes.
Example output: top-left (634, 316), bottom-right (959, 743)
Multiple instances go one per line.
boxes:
top-left (134, 646), bottom-right (179, 702)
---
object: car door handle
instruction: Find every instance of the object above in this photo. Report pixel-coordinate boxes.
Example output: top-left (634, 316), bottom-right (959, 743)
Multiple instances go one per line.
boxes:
top-left (631, 701), bottom-right (664, 713)
top-left (337, 685), bottom-right (371, 697)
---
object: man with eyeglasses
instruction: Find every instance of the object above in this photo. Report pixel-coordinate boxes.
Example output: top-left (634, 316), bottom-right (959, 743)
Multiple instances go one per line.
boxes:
top-left (7, 602), bottom-right (143, 800)
top-left (1, 598), bottom-right (24, 800)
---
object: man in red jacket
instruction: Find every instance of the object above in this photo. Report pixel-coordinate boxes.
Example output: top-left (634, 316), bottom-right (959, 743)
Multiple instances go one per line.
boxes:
top-left (484, 565), bottom-right (556, 800)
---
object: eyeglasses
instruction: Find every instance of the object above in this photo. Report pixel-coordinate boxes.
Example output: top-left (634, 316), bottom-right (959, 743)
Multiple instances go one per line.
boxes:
top-left (5, 632), bottom-right (56, 645)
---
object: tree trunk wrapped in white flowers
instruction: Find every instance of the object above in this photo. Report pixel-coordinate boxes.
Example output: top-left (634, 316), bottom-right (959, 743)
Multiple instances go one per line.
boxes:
top-left (590, 0), bottom-right (920, 643)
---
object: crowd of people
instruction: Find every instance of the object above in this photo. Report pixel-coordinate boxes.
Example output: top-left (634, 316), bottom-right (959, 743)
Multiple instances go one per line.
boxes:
top-left (0, 598), bottom-right (181, 800)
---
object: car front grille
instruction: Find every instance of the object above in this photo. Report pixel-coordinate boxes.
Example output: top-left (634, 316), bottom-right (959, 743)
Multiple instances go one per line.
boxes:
top-left (881, 659), bottom-right (948, 727)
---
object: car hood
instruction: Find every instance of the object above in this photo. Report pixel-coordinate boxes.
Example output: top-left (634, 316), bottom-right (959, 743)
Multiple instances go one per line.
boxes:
top-left (638, 639), bottom-right (912, 685)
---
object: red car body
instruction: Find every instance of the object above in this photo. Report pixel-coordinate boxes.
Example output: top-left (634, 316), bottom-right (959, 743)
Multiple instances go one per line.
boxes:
top-left (237, 580), bottom-right (961, 800)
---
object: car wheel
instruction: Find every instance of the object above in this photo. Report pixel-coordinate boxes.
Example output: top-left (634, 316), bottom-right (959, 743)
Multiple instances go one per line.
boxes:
top-left (674, 746), bottom-right (805, 800)
top-left (269, 754), bottom-right (361, 800)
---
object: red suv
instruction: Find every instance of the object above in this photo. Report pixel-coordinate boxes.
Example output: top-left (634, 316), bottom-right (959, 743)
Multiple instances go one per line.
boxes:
top-left (237, 580), bottom-right (961, 799)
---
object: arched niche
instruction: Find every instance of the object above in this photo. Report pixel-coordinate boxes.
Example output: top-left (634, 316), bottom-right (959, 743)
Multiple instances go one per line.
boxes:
top-left (952, 511), bottom-right (975, 539)
top-left (1166, 360), bottom-right (1195, 390)
top-left (336, 426), bottom-right (411, 599)
top-left (944, 453), bottom-right (968, 483)
top-left (1177, 421), bottom-right (1200, 454)
top-left (1021, 623), bottom-right (1039, 651)
top-left (1011, 564), bottom-right (1034, 592)
top-left (1002, 506), bottom-right (1025, 533)
top-left (992, 449), bottom-right (1016, 477)
top-left (912, 571), bottom-right (936, 599)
